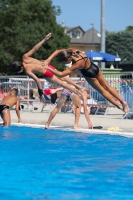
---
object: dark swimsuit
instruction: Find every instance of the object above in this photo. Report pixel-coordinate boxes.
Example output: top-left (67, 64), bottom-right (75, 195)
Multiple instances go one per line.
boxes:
top-left (0, 105), bottom-right (10, 114)
top-left (73, 54), bottom-right (99, 78)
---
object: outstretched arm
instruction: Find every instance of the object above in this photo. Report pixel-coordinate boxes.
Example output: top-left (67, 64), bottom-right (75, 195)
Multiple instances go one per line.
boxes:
top-left (16, 99), bottom-right (23, 123)
top-left (23, 33), bottom-right (52, 58)
top-left (44, 62), bottom-right (80, 78)
top-left (27, 71), bottom-right (45, 103)
top-left (46, 67), bottom-right (72, 78)
top-left (43, 49), bottom-right (65, 65)
top-left (43, 48), bottom-right (84, 65)
top-left (27, 71), bottom-right (42, 90)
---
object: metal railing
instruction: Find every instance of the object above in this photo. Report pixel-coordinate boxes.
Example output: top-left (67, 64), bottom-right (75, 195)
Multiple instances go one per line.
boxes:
top-left (0, 72), bottom-right (133, 113)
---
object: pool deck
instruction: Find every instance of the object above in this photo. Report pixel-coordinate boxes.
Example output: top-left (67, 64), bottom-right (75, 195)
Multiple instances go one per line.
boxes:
top-left (2, 104), bottom-right (132, 134)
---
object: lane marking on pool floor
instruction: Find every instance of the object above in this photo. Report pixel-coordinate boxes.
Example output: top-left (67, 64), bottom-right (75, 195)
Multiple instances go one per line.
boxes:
top-left (9, 122), bottom-right (133, 138)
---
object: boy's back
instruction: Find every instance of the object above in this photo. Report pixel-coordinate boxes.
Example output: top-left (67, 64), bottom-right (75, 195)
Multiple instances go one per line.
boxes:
top-left (1, 93), bottom-right (19, 108)
top-left (0, 87), bottom-right (23, 126)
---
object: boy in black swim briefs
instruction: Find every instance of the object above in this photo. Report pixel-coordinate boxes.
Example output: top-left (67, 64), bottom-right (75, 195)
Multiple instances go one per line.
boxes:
top-left (0, 87), bottom-right (23, 126)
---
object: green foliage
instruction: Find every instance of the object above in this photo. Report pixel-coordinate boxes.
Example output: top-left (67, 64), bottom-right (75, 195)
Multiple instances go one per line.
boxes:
top-left (106, 27), bottom-right (133, 64)
top-left (125, 26), bottom-right (133, 32)
top-left (0, 0), bottom-right (70, 74)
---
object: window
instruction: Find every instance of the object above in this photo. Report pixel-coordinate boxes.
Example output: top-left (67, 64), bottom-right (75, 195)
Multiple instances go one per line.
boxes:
top-left (72, 30), bottom-right (80, 38)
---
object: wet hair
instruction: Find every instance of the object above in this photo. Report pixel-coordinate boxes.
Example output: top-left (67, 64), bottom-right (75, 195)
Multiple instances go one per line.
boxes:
top-left (58, 49), bottom-right (73, 62)
top-left (11, 87), bottom-right (18, 95)
top-left (58, 49), bottom-right (81, 62)
top-left (11, 61), bottom-right (22, 73)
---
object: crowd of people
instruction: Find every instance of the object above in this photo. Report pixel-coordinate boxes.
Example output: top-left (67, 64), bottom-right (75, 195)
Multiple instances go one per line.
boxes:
top-left (0, 33), bottom-right (129, 128)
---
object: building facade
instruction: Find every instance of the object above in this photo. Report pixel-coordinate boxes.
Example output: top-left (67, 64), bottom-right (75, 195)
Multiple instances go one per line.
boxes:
top-left (65, 26), bottom-right (101, 52)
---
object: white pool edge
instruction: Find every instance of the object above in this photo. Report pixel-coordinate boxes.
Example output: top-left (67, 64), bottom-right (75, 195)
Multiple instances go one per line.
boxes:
top-left (10, 122), bottom-right (133, 138)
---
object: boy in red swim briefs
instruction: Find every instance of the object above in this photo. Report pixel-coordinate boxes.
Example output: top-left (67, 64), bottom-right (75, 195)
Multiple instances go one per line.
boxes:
top-left (43, 64), bottom-right (55, 78)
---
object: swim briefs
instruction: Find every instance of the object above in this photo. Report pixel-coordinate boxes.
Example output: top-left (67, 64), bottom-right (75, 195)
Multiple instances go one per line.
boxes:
top-left (43, 64), bottom-right (55, 78)
top-left (0, 105), bottom-right (10, 114)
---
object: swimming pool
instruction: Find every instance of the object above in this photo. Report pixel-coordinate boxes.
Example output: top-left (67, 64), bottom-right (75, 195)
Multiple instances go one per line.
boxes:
top-left (0, 125), bottom-right (133, 199)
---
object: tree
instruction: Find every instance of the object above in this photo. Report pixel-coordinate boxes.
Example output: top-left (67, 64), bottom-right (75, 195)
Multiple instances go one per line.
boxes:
top-left (0, 0), bottom-right (70, 74)
top-left (125, 26), bottom-right (133, 32)
top-left (106, 27), bottom-right (133, 64)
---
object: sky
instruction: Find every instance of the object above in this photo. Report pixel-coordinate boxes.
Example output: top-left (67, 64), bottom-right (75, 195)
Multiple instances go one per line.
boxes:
top-left (52, 0), bottom-right (133, 32)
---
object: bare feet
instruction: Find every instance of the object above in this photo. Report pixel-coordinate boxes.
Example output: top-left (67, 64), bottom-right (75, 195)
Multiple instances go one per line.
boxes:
top-left (45, 124), bottom-right (49, 129)
top-left (74, 125), bottom-right (81, 130)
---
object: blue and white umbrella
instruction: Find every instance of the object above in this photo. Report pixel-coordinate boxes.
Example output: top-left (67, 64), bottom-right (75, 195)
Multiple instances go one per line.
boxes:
top-left (85, 51), bottom-right (121, 62)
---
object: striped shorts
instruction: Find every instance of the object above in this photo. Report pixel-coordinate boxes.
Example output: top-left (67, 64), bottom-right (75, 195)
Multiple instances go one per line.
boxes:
top-left (61, 88), bottom-right (72, 97)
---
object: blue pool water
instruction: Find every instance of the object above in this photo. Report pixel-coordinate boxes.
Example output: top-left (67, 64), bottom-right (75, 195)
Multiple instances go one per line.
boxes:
top-left (0, 126), bottom-right (133, 200)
